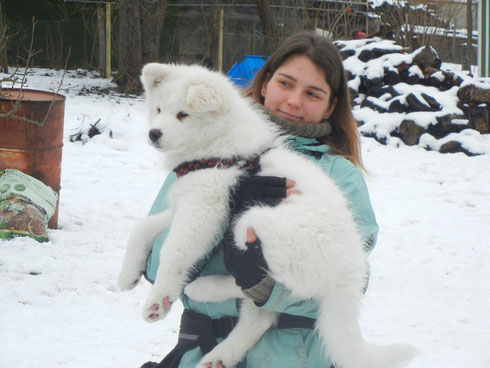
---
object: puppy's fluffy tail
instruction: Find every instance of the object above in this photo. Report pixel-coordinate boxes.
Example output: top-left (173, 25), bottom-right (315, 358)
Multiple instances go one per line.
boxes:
top-left (317, 292), bottom-right (416, 368)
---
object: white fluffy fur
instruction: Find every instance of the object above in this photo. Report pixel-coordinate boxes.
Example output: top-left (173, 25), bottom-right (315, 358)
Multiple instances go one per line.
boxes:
top-left (118, 63), bottom-right (416, 368)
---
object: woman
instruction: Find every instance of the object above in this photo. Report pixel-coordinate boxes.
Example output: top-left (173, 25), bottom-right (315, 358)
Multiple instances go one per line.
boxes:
top-left (141, 31), bottom-right (378, 368)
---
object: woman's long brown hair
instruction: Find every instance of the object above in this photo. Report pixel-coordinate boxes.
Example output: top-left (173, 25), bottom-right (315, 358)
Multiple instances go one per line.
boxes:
top-left (244, 31), bottom-right (365, 172)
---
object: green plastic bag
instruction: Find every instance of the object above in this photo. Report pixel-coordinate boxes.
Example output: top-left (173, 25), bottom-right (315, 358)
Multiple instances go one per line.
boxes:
top-left (0, 169), bottom-right (58, 242)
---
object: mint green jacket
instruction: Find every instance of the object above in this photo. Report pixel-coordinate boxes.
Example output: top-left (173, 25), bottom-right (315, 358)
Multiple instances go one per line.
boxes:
top-left (145, 136), bottom-right (378, 367)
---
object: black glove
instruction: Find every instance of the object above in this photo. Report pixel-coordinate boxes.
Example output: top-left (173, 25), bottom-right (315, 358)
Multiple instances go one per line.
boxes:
top-left (222, 229), bottom-right (275, 305)
top-left (229, 175), bottom-right (287, 217)
top-left (223, 229), bottom-right (268, 289)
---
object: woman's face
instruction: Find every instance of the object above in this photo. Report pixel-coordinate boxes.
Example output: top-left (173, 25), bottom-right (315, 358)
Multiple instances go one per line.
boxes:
top-left (261, 55), bottom-right (336, 124)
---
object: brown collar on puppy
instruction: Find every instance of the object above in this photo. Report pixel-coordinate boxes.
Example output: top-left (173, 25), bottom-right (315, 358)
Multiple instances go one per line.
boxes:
top-left (173, 154), bottom-right (263, 178)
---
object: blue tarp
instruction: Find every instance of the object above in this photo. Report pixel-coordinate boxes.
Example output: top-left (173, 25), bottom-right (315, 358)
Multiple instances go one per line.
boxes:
top-left (227, 55), bottom-right (267, 87)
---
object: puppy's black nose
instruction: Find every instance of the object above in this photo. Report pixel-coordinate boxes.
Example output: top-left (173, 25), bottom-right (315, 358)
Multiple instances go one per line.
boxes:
top-left (149, 129), bottom-right (162, 143)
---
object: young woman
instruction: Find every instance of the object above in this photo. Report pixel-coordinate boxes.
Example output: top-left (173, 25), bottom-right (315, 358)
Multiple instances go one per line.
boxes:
top-left (141, 31), bottom-right (378, 368)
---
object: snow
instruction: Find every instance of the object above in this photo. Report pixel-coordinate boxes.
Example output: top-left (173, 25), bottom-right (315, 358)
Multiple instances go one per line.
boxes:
top-left (460, 78), bottom-right (490, 90)
top-left (1, 66), bottom-right (490, 368)
top-left (408, 65), bottom-right (423, 78)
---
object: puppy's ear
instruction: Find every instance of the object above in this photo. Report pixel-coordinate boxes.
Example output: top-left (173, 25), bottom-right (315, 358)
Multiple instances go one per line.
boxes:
top-left (187, 82), bottom-right (224, 113)
top-left (141, 63), bottom-right (172, 91)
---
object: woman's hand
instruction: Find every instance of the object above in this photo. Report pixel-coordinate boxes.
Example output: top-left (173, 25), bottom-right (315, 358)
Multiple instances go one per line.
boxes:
top-left (223, 226), bottom-right (269, 291)
top-left (229, 175), bottom-right (296, 217)
top-left (223, 226), bottom-right (274, 306)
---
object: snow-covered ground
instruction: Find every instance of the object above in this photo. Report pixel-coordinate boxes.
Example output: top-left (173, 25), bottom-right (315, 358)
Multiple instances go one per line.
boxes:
top-left (1, 67), bottom-right (489, 368)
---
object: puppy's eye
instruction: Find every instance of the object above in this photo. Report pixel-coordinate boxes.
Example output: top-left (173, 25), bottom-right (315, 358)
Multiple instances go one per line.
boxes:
top-left (156, 107), bottom-right (161, 114)
top-left (177, 111), bottom-right (188, 120)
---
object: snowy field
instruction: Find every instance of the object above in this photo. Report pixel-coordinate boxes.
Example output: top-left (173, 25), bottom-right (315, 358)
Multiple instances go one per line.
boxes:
top-left (0, 67), bottom-right (489, 368)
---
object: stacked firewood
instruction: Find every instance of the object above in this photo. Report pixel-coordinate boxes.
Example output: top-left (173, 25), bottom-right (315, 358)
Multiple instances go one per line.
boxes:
top-left (334, 38), bottom-right (490, 155)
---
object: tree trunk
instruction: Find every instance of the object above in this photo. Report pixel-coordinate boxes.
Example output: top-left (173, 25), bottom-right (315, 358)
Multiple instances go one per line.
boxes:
top-left (209, 0), bottom-right (220, 70)
top-left (254, 0), bottom-right (277, 55)
top-left (117, 0), bottom-right (167, 94)
top-left (140, 0), bottom-right (167, 65)
top-left (118, 0), bottom-right (143, 93)
top-left (97, 7), bottom-right (106, 77)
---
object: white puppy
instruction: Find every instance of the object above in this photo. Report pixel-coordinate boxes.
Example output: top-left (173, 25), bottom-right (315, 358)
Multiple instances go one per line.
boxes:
top-left (118, 63), bottom-right (415, 368)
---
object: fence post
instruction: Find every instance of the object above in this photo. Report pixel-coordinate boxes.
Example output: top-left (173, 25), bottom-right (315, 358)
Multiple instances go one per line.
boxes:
top-left (479, 0), bottom-right (489, 77)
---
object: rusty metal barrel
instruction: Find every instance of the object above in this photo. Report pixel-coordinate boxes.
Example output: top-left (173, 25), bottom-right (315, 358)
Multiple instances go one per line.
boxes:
top-left (0, 88), bottom-right (65, 229)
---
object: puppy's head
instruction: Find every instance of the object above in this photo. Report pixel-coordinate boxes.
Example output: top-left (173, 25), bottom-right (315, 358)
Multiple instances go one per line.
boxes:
top-left (141, 63), bottom-right (235, 161)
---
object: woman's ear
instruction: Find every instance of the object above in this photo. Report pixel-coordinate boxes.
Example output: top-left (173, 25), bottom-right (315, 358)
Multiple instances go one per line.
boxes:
top-left (324, 97), bottom-right (338, 120)
top-left (260, 80), bottom-right (268, 98)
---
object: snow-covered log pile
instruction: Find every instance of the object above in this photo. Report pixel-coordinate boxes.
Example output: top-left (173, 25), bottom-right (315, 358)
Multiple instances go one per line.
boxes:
top-left (334, 38), bottom-right (490, 156)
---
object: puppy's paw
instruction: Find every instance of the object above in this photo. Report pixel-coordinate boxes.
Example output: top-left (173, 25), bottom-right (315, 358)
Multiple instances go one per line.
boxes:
top-left (198, 360), bottom-right (224, 368)
top-left (117, 267), bottom-right (143, 291)
top-left (143, 295), bottom-right (172, 322)
top-left (199, 345), bottom-right (242, 368)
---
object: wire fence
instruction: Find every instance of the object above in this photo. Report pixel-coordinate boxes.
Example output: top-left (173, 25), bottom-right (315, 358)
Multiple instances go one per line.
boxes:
top-left (1, 1), bottom-right (478, 73)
